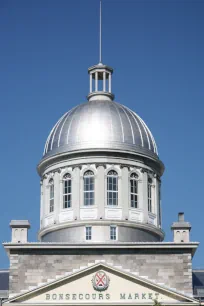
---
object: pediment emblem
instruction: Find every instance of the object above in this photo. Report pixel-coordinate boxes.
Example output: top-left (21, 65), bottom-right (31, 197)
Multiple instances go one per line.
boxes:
top-left (92, 270), bottom-right (110, 291)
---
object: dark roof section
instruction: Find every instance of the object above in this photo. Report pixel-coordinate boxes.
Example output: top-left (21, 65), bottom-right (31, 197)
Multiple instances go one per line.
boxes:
top-left (193, 270), bottom-right (204, 300)
top-left (0, 270), bottom-right (9, 290)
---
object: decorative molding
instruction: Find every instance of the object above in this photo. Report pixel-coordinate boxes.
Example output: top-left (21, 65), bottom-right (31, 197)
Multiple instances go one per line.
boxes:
top-left (95, 163), bottom-right (106, 169)
top-left (72, 165), bottom-right (82, 170)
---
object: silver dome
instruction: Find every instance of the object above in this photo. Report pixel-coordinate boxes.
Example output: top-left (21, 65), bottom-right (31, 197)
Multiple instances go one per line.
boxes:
top-left (43, 100), bottom-right (158, 159)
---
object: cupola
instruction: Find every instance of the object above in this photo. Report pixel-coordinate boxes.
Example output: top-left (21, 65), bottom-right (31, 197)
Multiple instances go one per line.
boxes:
top-left (37, 1), bottom-right (164, 244)
top-left (87, 63), bottom-right (114, 101)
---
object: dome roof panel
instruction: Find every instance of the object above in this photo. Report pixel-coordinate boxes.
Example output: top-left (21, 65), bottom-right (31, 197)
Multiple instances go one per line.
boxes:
top-left (43, 100), bottom-right (158, 160)
top-left (108, 102), bottom-right (123, 143)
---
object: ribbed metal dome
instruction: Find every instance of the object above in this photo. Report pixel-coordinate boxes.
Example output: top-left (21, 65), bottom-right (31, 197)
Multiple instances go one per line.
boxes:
top-left (43, 100), bottom-right (158, 159)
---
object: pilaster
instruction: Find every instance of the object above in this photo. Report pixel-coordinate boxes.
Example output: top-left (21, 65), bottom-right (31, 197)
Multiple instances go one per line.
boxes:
top-left (121, 167), bottom-right (129, 219)
top-left (54, 172), bottom-right (60, 223)
top-left (155, 177), bottom-right (159, 227)
top-left (40, 180), bottom-right (43, 228)
top-left (96, 165), bottom-right (105, 219)
top-left (142, 171), bottom-right (148, 223)
top-left (73, 167), bottom-right (80, 220)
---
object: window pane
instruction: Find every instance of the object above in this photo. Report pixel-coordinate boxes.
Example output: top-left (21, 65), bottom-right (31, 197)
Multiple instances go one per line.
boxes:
top-left (110, 226), bottom-right (116, 240)
top-left (84, 172), bottom-right (94, 205)
top-left (107, 172), bottom-right (118, 206)
top-left (49, 181), bottom-right (54, 212)
top-left (108, 182), bottom-right (112, 190)
top-left (130, 176), bottom-right (138, 209)
top-left (86, 227), bottom-right (92, 240)
top-left (148, 180), bottom-right (152, 212)
top-left (63, 175), bottom-right (72, 208)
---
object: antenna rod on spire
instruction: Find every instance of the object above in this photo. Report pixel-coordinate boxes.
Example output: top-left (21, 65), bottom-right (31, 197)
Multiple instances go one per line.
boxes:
top-left (99, 0), bottom-right (102, 63)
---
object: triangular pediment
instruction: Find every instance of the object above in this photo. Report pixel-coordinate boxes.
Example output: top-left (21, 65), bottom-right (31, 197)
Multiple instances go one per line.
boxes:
top-left (7, 263), bottom-right (198, 305)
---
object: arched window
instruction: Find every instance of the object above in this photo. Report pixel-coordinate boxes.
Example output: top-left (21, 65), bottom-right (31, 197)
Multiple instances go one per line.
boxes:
top-left (49, 179), bottom-right (54, 213)
top-left (130, 173), bottom-right (139, 208)
top-left (63, 173), bottom-right (71, 209)
top-left (84, 170), bottom-right (94, 206)
top-left (148, 177), bottom-right (152, 213)
top-left (107, 170), bottom-right (118, 206)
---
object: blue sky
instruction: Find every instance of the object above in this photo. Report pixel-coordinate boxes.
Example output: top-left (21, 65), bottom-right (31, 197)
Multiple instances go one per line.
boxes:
top-left (0, 0), bottom-right (204, 268)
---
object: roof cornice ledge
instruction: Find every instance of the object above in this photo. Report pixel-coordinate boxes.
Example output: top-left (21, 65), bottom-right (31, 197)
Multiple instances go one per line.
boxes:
top-left (3, 241), bottom-right (199, 257)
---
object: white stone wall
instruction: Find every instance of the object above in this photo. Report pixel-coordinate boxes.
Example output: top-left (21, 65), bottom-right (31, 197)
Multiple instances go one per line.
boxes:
top-left (40, 157), bottom-right (161, 233)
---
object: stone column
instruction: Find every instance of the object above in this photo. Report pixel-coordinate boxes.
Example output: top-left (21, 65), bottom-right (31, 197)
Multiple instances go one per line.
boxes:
top-left (138, 172), bottom-right (143, 210)
top-left (73, 167), bottom-right (80, 220)
top-left (45, 177), bottom-right (49, 217)
top-left (103, 72), bottom-right (106, 91)
top-left (121, 167), bottom-right (129, 219)
top-left (96, 165), bottom-right (105, 219)
top-left (90, 73), bottom-right (92, 93)
top-left (40, 180), bottom-right (43, 228)
top-left (142, 171), bottom-right (148, 223)
top-left (95, 72), bottom-right (98, 91)
top-left (158, 181), bottom-right (162, 227)
top-left (154, 177), bottom-right (159, 226)
top-left (118, 168), bottom-right (122, 208)
top-left (59, 176), bottom-right (63, 214)
top-left (108, 73), bottom-right (111, 93)
top-left (54, 172), bottom-right (60, 223)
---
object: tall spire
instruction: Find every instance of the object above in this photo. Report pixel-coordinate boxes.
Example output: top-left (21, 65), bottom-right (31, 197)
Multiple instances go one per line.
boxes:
top-left (99, 0), bottom-right (102, 64)
top-left (87, 1), bottom-right (114, 101)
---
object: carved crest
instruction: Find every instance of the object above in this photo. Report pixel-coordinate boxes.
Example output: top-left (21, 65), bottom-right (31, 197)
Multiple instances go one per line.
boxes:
top-left (92, 270), bottom-right (110, 291)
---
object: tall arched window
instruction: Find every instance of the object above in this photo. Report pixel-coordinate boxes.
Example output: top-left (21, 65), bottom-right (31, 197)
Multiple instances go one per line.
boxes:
top-left (148, 177), bottom-right (152, 213)
top-left (49, 179), bottom-right (54, 213)
top-left (63, 173), bottom-right (72, 209)
top-left (84, 170), bottom-right (94, 206)
top-left (130, 173), bottom-right (139, 208)
top-left (107, 170), bottom-right (118, 206)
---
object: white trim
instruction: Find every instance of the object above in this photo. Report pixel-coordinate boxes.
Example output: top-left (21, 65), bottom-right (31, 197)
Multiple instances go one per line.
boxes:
top-left (3, 241), bottom-right (198, 249)
top-left (80, 166), bottom-right (97, 177)
top-left (104, 166), bottom-right (121, 177)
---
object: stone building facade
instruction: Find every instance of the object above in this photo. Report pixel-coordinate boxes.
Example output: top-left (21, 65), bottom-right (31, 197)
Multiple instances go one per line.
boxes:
top-left (1, 8), bottom-right (204, 306)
